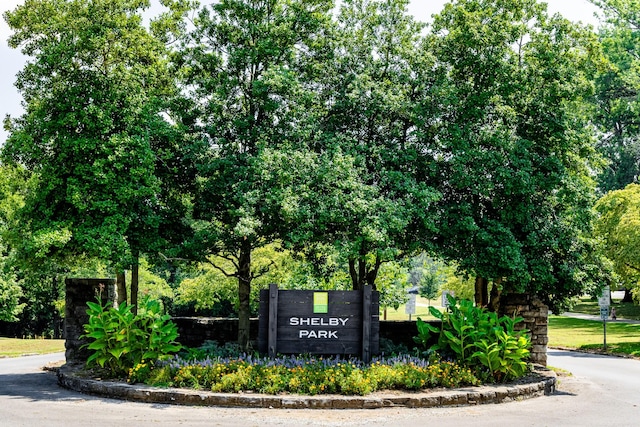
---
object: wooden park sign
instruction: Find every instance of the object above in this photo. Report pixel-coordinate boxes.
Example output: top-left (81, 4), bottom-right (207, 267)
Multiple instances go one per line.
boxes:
top-left (258, 284), bottom-right (379, 362)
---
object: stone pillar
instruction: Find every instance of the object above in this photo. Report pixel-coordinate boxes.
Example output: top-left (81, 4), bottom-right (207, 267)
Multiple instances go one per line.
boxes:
top-left (64, 278), bottom-right (116, 364)
top-left (499, 293), bottom-right (548, 366)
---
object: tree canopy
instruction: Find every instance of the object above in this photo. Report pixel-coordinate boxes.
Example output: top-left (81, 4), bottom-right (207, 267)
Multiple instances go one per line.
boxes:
top-left (2, 0), bottom-right (188, 309)
top-left (594, 183), bottom-right (640, 298)
top-left (427, 0), bottom-right (605, 312)
top-left (2, 0), bottom-right (634, 338)
top-left (592, 0), bottom-right (640, 192)
top-left (167, 0), bottom-right (335, 348)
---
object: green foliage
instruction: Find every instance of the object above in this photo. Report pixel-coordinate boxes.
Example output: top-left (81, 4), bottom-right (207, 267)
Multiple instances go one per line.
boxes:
top-left (82, 297), bottom-right (182, 376)
top-left (132, 355), bottom-right (479, 395)
top-left (592, 0), bottom-right (640, 193)
top-left (428, 0), bottom-right (606, 312)
top-left (178, 340), bottom-right (243, 361)
top-left (408, 254), bottom-right (445, 301)
top-left (2, 0), bottom-right (192, 314)
top-left (133, 258), bottom-right (174, 303)
top-left (594, 184), bottom-right (640, 297)
top-left (172, 0), bottom-right (336, 348)
top-left (0, 165), bottom-right (28, 323)
top-left (414, 295), bottom-right (531, 382)
top-left (297, 0), bottom-right (439, 289)
top-left (472, 330), bottom-right (531, 383)
top-left (375, 261), bottom-right (410, 310)
top-left (0, 275), bottom-right (24, 322)
top-left (1, 0), bottom-right (625, 341)
top-left (174, 245), bottom-right (293, 316)
top-left (440, 265), bottom-right (475, 301)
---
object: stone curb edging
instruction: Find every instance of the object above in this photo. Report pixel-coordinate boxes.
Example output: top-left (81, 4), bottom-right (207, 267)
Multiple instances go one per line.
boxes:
top-left (57, 365), bottom-right (556, 409)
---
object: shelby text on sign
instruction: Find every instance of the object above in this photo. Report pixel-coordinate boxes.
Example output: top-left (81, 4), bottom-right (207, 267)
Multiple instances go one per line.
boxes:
top-left (289, 316), bottom-right (350, 339)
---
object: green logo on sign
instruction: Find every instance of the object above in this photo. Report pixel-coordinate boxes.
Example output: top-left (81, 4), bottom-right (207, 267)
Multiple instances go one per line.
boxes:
top-left (313, 292), bottom-right (328, 313)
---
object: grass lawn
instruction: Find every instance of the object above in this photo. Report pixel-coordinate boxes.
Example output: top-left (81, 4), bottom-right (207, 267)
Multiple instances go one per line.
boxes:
top-left (570, 296), bottom-right (640, 320)
top-left (380, 295), bottom-right (442, 320)
top-left (0, 337), bottom-right (65, 357)
top-left (548, 316), bottom-right (640, 357)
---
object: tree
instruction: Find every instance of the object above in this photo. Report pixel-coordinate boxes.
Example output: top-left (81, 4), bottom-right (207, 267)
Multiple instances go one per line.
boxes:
top-left (407, 253), bottom-right (444, 304)
top-left (426, 0), bottom-right (606, 312)
top-left (172, 0), bottom-right (334, 349)
top-left (0, 165), bottom-right (27, 322)
top-left (287, 0), bottom-right (439, 291)
top-left (594, 183), bottom-right (640, 301)
top-left (376, 261), bottom-right (410, 319)
top-left (591, 0), bottom-right (640, 193)
top-left (0, 276), bottom-right (23, 323)
top-left (2, 0), bottom-right (181, 311)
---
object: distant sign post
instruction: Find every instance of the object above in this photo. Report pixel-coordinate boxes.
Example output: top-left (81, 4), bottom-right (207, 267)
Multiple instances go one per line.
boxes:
top-left (598, 286), bottom-right (610, 350)
top-left (405, 294), bottom-right (416, 320)
top-left (442, 290), bottom-right (454, 310)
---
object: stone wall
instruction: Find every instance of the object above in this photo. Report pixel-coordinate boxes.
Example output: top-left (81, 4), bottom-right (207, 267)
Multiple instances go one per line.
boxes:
top-left (499, 293), bottom-right (548, 365)
top-left (172, 317), bottom-right (260, 348)
top-left (64, 278), bottom-right (115, 364)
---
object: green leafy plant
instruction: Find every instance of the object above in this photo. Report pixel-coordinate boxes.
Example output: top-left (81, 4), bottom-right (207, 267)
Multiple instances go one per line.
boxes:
top-left (472, 330), bottom-right (531, 382)
top-left (415, 295), bottom-right (483, 363)
top-left (82, 297), bottom-right (182, 376)
top-left (414, 295), bottom-right (531, 382)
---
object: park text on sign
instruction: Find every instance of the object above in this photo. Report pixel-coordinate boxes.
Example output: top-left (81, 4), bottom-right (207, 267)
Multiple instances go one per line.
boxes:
top-left (258, 284), bottom-right (379, 362)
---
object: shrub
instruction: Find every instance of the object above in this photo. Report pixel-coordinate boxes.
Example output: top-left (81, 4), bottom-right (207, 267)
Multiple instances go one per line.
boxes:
top-left (414, 295), bottom-right (531, 382)
top-left (81, 297), bottom-right (182, 377)
top-left (179, 340), bottom-right (242, 361)
top-left (131, 354), bottom-right (480, 395)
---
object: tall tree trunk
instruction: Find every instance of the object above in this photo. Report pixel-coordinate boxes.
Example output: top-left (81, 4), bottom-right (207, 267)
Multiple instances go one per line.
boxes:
top-left (131, 254), bottom-right (139, 315)
top-left (116, 271), bottom-right (127, 305)
top-left (349, 252), bottom-right (381, 291)
top-left (365, 255), bottom-right (382, 291)
top-left (488, 278), bottom-right (502, 312)
top-left (52, 276), bottom-right (61, 338)
top-left (474, 276), bottom-right (488, 307)
top-left (348, 258), bottom-right (367, 290)
top-left (237, 239), bottom-right (252, 350)
top-left (622, 288), bottom-right (634, 303)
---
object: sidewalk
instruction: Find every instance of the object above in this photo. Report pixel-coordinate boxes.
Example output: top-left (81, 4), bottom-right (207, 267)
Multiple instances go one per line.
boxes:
top-left (559, 312), bottom-right (640, 324)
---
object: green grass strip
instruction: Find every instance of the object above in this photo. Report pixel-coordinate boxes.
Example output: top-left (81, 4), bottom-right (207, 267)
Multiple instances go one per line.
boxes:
top-left (549, 316), bottom-right (640, 357)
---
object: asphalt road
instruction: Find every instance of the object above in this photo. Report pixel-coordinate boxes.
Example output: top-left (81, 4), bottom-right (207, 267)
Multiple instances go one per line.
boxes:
top-left (0, 350), bottom-right (638, 427)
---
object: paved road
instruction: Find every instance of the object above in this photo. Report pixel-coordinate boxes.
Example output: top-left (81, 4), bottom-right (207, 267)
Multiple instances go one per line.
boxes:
top-left (1, 351), bottom-right (639, 427)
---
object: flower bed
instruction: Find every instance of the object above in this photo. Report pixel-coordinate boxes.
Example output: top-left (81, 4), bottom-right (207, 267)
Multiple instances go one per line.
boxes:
top-left (129, 354), bottom-right (480, 396)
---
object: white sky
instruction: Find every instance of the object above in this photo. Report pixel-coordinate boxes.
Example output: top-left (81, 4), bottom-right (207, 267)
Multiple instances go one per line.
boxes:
top-left (0, 0), bottom-right (602, 144)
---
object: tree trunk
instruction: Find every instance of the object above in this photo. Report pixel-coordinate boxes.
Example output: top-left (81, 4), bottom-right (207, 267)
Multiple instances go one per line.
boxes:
top-left (131, 255), bottom-right (139, 315)
top-left (349, 258), bottom-right (359, 290)
top-left (622, 288), bottom-right (634, 303)
top-left (52, 276), bottom-right (61, 339)
top-left (488, 278), bottom-right (502, 312)
top-left (474, 276), bottom-right (488, 307)
top-left (237, 239), bottom-right (252, 350)
top-left (348, 258), bottom-right (367, 290)
top-left (365, 256), bottom-right (382, 291)
top-left (116, 271), bottom-right (127, 305)
top-left (349, 254), bottom-right (381, 291)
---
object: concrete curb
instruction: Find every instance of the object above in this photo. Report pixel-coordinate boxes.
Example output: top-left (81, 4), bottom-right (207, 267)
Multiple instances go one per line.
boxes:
top-left (57, 365), bottom-right (556, 409)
